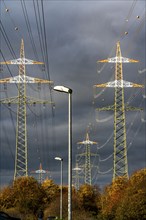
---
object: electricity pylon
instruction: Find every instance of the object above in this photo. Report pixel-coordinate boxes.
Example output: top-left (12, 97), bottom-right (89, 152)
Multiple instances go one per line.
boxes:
top-left (77, 132), bottom-right (98, 185)
top-left (0, 39), bottom-right (53, 180)
top-left (72, 162), bottom-right (82, 190)
top-left (94, 41), bottom-right (144, 180)
top-left (31, 163), bottom-right (49, 183)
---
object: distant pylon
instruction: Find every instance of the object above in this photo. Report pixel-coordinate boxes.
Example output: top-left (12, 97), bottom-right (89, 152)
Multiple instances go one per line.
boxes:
top-left (0, 39), bottom-right (53, 180)
top-left (31, 163), bottom-right (49, 183)
top-left (94, 41), bottom-right (144, 180)
top-left (72, 162), bottom-right (82, 190)
top-left (77, 132), bottom-right (97, 185)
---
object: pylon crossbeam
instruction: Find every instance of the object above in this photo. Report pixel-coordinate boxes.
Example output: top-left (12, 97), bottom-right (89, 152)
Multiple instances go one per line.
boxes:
top-left (0, 75), bottom-right (52, 84)
top-left (94, 80), bottom-right (143, 88)
top-left (0, 96), bottom-right (52, 105)
top-left (0, 58), bottom-right (44, 65)
top-left (103, 56), bottom-right (138, 63)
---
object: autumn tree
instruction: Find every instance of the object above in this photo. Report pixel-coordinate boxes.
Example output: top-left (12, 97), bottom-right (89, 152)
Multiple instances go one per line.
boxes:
top-left (12, 176), bottom-right (45, 217)
top-left (0, 185), bottom-right (15, 209)
top-left (41, 178), bottom-right (59, 204)
top-left (44, 187), bottom-right (97, 220)
top-left (99, 176), bottom-right (128, 219)
top-left (44, 190), bottom-right (68, 219)
top-left (77, 184), bottom-right (100, 216)
top-left (115, 168), bottom-right (146, 220)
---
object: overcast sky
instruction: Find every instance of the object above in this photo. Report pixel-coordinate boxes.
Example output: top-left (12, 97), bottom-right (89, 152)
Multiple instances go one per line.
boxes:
top-left (0, 0), bottom-right (145, 189)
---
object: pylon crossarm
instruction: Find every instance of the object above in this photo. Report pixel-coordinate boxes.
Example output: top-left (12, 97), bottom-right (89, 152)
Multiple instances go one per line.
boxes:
top-left (94, 80), bottom-right (144, 88)
top-left (90, 153), bottom-right (98, 156)
top-left (121, 80), bottom-right (144, 88)
top-left (94, 83), bottom-right (109, 88)
top-left (125, 105), bottom-right (143, 111)
top-left (132, 83), bottom-right (144, 88)
top-left (0, 75), bottom-right (53, 84)
top-left (0, 96), bottom-right (18, 104)
top-left (0, 96), bottom-right (53, 105)
top-left (33, 77), bottom-right (53, 84)
top-left (32, 170), bottom-right (48, 174)
top-left (96, 59), bottom-right (109, 63)
top-left (0, 77), bottom-right (13, 83)
top-left (72, 167), bottom-right (82, 174)
top-left (26, 96), bottom-right (53, 104)
top-left (77, 141), bottom-right (97, 145)
top-left (97, 57), bottom-right (139, 63)
top-left (73, 167), bottom-right (82, 171)
top-left (0, 58), bottom-right (44, 65)
top-left (77, 132), bottom-right (97, 145)
top-left (96, 105), bottom-right (114, 111)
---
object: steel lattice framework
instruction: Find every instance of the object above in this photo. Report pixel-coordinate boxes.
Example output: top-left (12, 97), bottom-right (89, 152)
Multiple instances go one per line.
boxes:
top-left (0, 39), bottom-right (53, 180)
top-left (31, 163), bottom-right (49, 183)
top-left (72, 162), bottom-right (82, 190)
top-left (77, 132), bottom-right (97, 185)
top-left (94, 42), bottom-right (144, 180)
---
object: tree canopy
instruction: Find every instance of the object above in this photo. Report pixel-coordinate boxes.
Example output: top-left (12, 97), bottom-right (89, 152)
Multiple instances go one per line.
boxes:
top-left (0, 168), bottom-right (145, 220)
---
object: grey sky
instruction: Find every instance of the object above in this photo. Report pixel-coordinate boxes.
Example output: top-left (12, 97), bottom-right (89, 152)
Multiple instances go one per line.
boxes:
top-left (0, 0), bottom-right (145, 188)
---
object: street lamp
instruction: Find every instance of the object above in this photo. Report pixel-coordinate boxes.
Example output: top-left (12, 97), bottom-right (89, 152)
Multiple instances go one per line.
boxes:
top-left (55, 157), bottom-right (63, 220)
top-left (54, 85), bottom-right (72, 220)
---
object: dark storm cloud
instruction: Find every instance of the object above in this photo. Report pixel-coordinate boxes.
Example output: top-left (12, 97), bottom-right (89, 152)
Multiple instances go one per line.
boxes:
top-left (0, 0), bottom-right (145, 187)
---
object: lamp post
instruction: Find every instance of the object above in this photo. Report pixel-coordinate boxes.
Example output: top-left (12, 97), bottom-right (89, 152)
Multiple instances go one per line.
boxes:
top-left (55, 157), bottom-right (63, 220)
top-left (54, 86), bottom-right (72, 220)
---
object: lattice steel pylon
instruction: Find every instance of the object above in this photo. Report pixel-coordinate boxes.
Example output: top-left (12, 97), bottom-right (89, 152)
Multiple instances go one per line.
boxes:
top-left (94, 41), bottom-right (144, 180)
top-left (72, 162), bottom-right (82, 190)
top-left (77, 132), bottom-right (97, 185)
top-left (0, 39), bottom-right (53, 180)
top-left (31, 163), bottom-right (49, 184)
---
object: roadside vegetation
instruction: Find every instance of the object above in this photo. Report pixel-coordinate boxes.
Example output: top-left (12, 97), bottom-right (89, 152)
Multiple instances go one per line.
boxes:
top-left (0, 168), bottom-right (146, 220)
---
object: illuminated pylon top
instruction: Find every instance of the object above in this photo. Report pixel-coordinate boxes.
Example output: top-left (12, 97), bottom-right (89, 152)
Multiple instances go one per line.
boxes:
top-left (94, 80), bottom-right (144, 88)
top-left (73, 167), bottom-right (82, 171)
top-left (31, 163), bottom-right (49, 184)
top-left (98, 41), bottom-right (139, 63)
top-left (0, 74), bottom-right (52, 84)
top-left (73, 163), bottom-right (82, 171)
top-left (0, 38), bottom-right (53, 84)
top-left (31, 163), bottom-right (49, 174)
top-left (77, 132), bottom-right (97, 145)
top-left (0, 58), bottom-right (43, 65)
top-left (98, 56), bottom-right (139, 63)
top-left (0, 39), bottom-right (43, 65)
top-left (94, 42), bottom-right (143, 89)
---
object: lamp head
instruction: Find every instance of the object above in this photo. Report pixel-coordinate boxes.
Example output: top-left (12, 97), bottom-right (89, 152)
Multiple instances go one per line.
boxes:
top-left (54, 85), bottom-right (72, 94)
top-left (55, 157), bottom-right (63, 161)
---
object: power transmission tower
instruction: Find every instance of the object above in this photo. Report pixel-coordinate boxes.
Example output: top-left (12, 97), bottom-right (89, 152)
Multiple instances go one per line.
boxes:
top-left (77, 132), bottom-right (98, 185)
top-left (31, 163), bottom-right (49, 184)
top-left (94, 41), bottom-right (144, 180)
top-left (0, 39), bottom-right (53, 180)
top-left (72, 162), bottom-right (82, 190)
